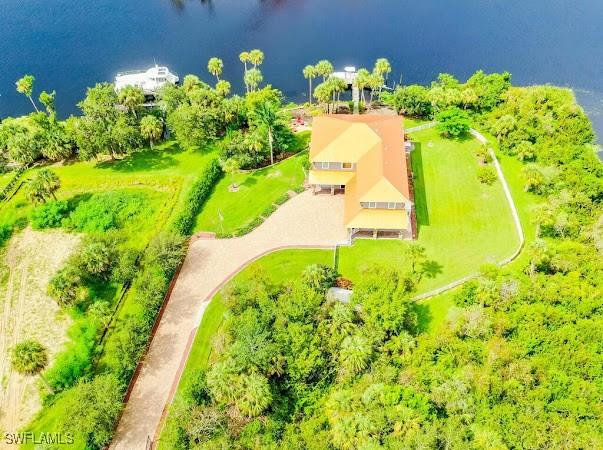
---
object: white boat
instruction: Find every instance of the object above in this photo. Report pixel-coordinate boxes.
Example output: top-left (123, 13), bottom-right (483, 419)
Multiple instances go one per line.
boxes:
top-left (114, 65), bottom-right (179, 94)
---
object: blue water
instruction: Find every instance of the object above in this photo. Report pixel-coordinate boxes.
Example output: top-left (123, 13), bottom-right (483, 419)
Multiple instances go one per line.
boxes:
top-left (1, 0), bottom-right (602, 141)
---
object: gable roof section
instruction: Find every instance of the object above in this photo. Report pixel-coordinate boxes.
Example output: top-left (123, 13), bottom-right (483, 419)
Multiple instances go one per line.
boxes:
top-left (310, 121), bottom-right (381, 163)
top-left (310, 114), bottom-right (410, 202)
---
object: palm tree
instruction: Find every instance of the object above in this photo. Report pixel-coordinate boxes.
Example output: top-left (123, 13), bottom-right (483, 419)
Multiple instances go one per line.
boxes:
top-left (220, 157), bottom-right (240, 190)
top-left (330, 77), bottom-right (347, 113)
top-left (140, 115), bottom-right (163, 148)
top-left (207, 57), bottom-right (224, 81)
top-left (315, 60), bottom-right (334, 82)
top-left (353, 68), bottom-right (370, 104)
top-left (373, 58), bottom-right (392, 82)
top-left (215, 80), bottom-right (231, 97)
top-left (26, 169), bottom-right (61, 204)
top-left (39, 90), bottom-right (57, 116)
top-left (236, 373), bottom-right (272, 417)
top-left (244, 68), bottom-right (263, 92)
top-left (239, 51), bottom-right (250, 92)
top-left (10, 340), bottom-right (53, 392)
top-left (248, 49), bottom-right (264, 68)
top-left (117, 85), bottom-right (145, 118)
top-left (314, 81), bottom-right (333, 113)
top-left (253, 102), bottom-right (287, 165)
top-left (367, 72), bottom-right (384, 107)
top-left (303, 65), bottom-right (317, 104)
top-left (339, 334), bottom-right (372, 378)
top-left (16, 74), bottom-right (39, 112)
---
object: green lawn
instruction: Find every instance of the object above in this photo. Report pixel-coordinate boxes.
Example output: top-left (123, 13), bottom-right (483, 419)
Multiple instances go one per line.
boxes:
top-left (192, 152), bottom-right (307, 235)
top-left (338, 127), bottom-right (520, 293)
top-left (157, 249), bottom-right (331, 449)
top-left (404, 117), bottom-right (433, 129)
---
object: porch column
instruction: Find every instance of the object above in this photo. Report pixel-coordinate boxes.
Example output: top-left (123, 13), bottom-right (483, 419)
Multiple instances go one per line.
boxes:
top-left (331, 185), bottom-right (335, 195)
top-left (373, 229), bottom-right (378, 239)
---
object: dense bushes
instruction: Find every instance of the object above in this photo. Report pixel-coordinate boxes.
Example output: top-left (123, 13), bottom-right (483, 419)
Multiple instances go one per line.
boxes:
top-left (63, 191), bottom-right (150, 233)
top-left (31, 200), bottom-right (70, 229)
top-left (382, 70), bottom-right (511, 119)
top-left (107, 232), bottom-right (185, 384)
top-left (165, 265), bottom-right (420, 448)
top-left (172, 158), bottom-right (223, 236)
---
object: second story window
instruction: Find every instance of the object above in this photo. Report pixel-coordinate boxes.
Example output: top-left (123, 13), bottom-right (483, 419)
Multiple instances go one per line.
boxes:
top-left (388, 202), bottom-right (396, 209)
top-left (368, 202), bottom-right (376, 209)
top-left (321, 162), bottom-right (329, 169)
top-left (342, 162), bottom-right (352, 169)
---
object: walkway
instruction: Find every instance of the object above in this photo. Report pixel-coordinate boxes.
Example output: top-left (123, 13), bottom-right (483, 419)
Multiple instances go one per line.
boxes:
top-left (110, 191), bottom-right (347, 450)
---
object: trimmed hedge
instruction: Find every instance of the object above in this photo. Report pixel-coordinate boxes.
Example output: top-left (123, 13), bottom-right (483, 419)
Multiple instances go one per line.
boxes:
top-left (172, 159), bottom-right (223, 236)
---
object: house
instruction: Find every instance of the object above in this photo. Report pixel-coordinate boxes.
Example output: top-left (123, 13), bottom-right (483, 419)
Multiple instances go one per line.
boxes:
top-left (308, 114), bottom-right (414, 239)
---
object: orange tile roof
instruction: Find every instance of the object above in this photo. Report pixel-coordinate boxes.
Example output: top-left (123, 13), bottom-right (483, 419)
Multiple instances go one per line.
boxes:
top-left (310, 114), bottom-right (411, 230)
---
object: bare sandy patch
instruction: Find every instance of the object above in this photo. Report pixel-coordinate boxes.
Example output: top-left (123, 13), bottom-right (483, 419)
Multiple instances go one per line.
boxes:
top-left (0, 228), bottom-right (80, 436)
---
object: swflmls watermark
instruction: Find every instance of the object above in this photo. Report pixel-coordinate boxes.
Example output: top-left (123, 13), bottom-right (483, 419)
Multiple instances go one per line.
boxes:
top-left (3, 432), bottom-right (74, 445)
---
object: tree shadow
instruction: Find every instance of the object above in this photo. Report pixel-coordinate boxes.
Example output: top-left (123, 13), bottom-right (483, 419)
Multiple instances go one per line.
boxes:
top-left (241, 175), bottom-right (259, 187)
top-left (414, 302), bottom-right (433, 334)
top-left (94, 147), bottom-right (178, 173)
top-left (421, 260), bottom-right (444, 280)
top-left (411, 143), bottom-right (429, 233)
top-left (66, 192), bottom-right (93, 210)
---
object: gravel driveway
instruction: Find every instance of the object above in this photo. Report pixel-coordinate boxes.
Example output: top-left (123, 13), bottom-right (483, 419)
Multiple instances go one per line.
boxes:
top-left (111, 190), bottom-right (347, 450)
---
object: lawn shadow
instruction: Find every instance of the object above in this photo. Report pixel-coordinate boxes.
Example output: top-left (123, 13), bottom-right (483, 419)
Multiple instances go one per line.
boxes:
top-left (411, 143), bottom-right (429, 232)
top-left (414, 302), bottom-right (433, 334)
top-left (95, 148), bottom-right (178, 173)
top-left (241, 175), bottom-right (259, 187)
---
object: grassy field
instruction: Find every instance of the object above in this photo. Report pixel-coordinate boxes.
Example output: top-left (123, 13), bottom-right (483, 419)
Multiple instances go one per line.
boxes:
top-left (157, 249), bottom-right (331, 449)
top-left (193, 152), bottom-right (307, 235)
top-left (338, 127), bottom-right (520, 292)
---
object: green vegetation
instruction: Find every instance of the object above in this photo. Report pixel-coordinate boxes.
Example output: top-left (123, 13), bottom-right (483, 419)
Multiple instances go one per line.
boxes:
top-left (338, 126), bottom-right (519, 293)
top-left (193, 152), bottom-right (307, 235)
top-left (158, 249), bottom-right (333, 449)
top-left (160, 71), bottom-right (602, 449)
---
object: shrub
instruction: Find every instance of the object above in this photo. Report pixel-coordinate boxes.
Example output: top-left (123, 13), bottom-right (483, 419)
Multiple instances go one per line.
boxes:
top-left (63, 191), bottom-right (148, 233)
top-left (78, 239), bottom-right (119, 280)
top-left (301, 264), bottom-right (338, 293)
top-left (110, 315), bottom-right (152, 384)
top-left (57, 374), bottom-right (124, 449)
top-left (477, 166), bottom-right (497, 185)
top-left (48, 265), bottom-right (84, 307)
top-left (183, 369), bottom-right (211, 406)
top-left (45, 319), bottom-right (98, 391)
top-left (436, 107), bottom-right (471, 137)
top-left (0, 223), bottom-right (12, 247)
top-left (110, 248), bottom-right (140, 284)
top-left (145, 232), bottom-right (186, 277)
top-left (172, 159), bottom-right (223, 236)
top-left (31, 200), bottom-right (70, 229)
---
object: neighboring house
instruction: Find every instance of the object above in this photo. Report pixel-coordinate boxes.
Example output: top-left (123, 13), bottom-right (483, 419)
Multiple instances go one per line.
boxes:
top-left (308, 114), bottom-right (414, 239)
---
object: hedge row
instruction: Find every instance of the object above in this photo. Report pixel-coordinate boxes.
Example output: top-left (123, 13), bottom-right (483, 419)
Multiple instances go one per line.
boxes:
top-left (0, 167), bottom-right (26, 201)
top-left (172, 159), bottom-right (223, 236)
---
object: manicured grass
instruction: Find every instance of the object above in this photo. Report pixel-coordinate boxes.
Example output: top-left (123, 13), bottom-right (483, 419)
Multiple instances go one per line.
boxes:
top-left (157, 249), bottom-right (331, 449)
top-left (404, 116), bottom-right (433, 129)
top-left (338, 127), bottom-right (520, 293)
top-left (192, 152), bottom-right (307, 235)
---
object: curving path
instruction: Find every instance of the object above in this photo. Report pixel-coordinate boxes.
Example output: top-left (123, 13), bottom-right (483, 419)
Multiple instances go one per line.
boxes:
top-left (110, 191), bottom-right (347, 450)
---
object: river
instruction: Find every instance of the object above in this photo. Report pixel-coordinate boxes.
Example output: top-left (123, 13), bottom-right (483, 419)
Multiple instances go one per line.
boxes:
top-left (1, 0), bottom-right (602, 142)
